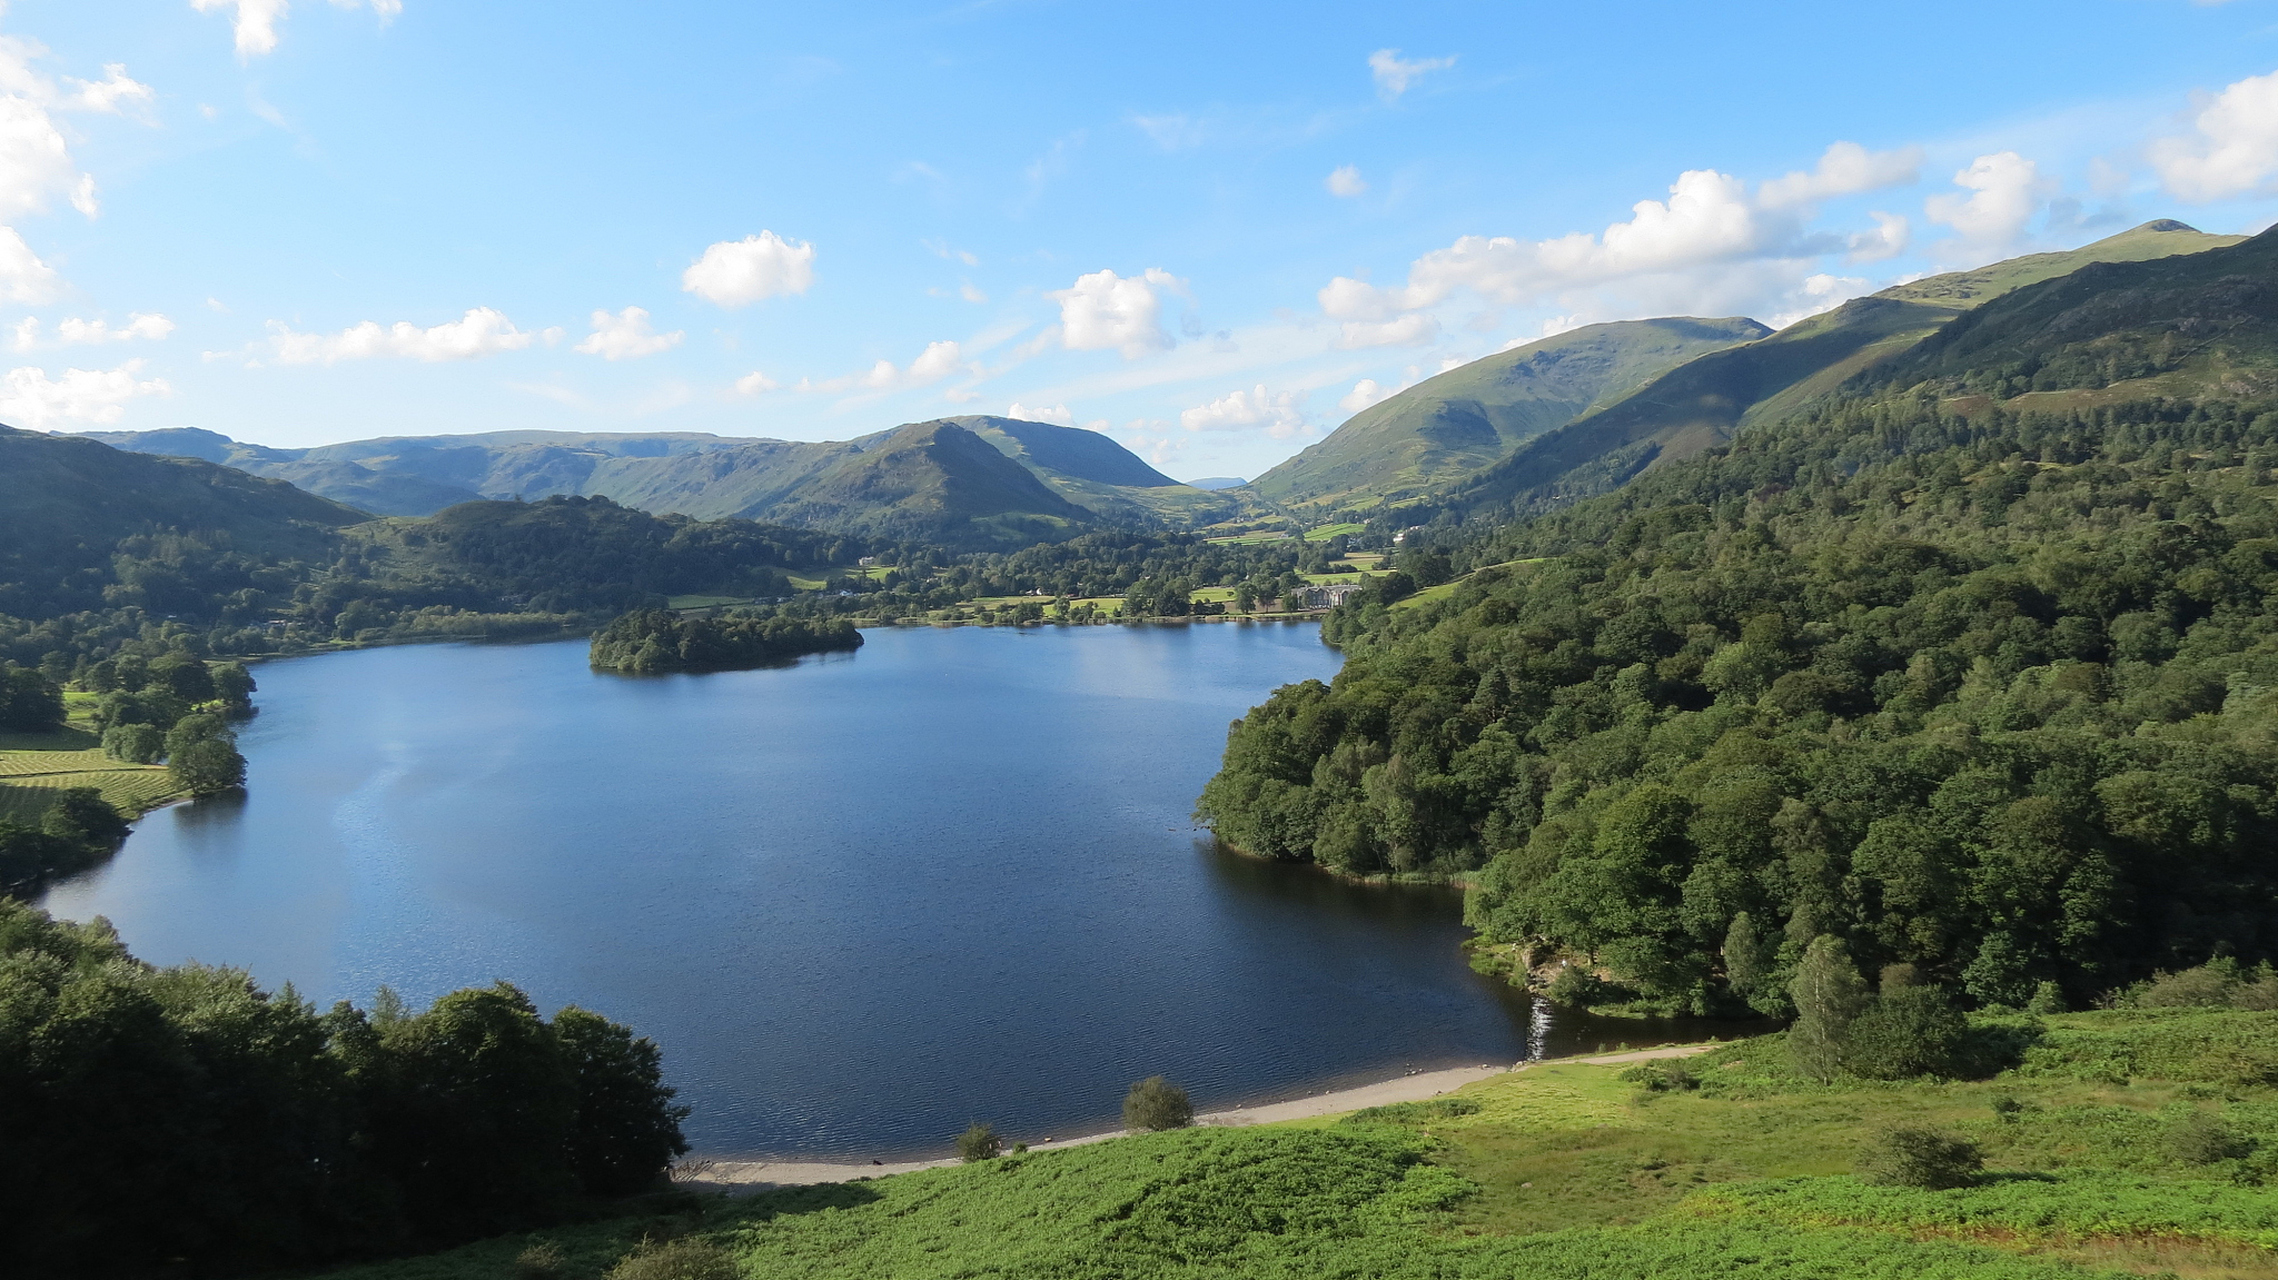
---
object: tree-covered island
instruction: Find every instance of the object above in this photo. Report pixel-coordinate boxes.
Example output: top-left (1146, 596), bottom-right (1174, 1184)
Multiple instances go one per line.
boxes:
top-left (587, 608), bottom-right (863, 672)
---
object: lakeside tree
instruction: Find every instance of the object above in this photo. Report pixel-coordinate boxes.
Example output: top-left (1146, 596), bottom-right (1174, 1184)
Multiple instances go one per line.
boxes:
top-left (170, 736), bottom-right (247, 796)
top-left (956, 1121), bottom-right (1004, 1162)
top-left (1124, 1076), bottom-right (1194, 1131)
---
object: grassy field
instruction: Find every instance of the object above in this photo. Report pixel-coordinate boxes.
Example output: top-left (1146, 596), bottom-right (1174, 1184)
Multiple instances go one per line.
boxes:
top-left (1303, 521), bottom-right (1367, 541)
top-left (303, 1008), bottom-right (2278, 1280)
top-left (0, 720), bottom-right (182, 822)
top-left (1204, 529), bottom-right (1297, 545)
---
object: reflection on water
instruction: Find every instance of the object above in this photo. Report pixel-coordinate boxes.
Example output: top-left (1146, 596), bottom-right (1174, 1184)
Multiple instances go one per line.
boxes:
top-left (44, 625), bottom-right (1738, 1158)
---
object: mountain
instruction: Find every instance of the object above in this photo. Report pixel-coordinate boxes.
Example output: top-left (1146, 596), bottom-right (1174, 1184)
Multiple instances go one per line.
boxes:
top-left (1185, 476), bottom-right (1247, 490)
top-left (1249, 316), bottom-right (1772, 509)
top-left (85, 416), bottom-right (1232, 544)
top-left (1442, 220), bottom-right (2246, 516)
top-left (0, 423), bottom-right (367, 621)
top-left (759, 419), bottom-right (1095, 548)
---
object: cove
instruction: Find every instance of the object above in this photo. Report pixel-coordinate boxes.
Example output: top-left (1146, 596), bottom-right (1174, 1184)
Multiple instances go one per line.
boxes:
top-left (43, 623), bottom-right (1664, 1158)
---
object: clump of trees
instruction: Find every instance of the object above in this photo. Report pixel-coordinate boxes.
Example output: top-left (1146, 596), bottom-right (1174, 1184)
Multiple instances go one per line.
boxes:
top-left (0, 787), bottom-right (129, 895)
top-left (589, 608), bottom-right (863, 673)
top-left (89, 651), bottom-right (255, 792)
top-left (0, 901), bottom-right (689, 1275)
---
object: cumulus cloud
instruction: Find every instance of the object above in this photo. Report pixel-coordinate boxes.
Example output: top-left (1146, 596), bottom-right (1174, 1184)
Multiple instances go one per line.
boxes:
top-left (1847, 211), bottom-right (1910, 262)
top-left (0, 227), bottom-right (58, 303)
top-left (682, 231), bottom-right (816, 307)
top-left (1180, 384), bottom-right (1310, 438)
top-left (1338, 377), bottom-right (1405, 414)
top-left (264, 307), bottom-right (540, 364)
top-left (574, 306), bottom-right (683, 361)
top-left (1007, 401), bottom-right (1075, 426)
top-left (2151, 68), bottom-right (2278, 202)
top-left (1336, 312), bottom-right (1440, 349)
top-left (1763, 272), bottom-right (1873, 330)
top-left (1924, 151), bottom-right (2049, 248)
top-left (734, 371), bottom-right (779, 395)
top-left (192, 0), bottom-right (289, 59)
top-left (0, 358), bottom-right (169, 427)
top-left (0, 39), bottom-right (152, 224)
top-left (797, 339), bottom-right (972, 394)
top-left (1049, 267), bottom-right (1187, 358)
top-left (66, 64), bottom-right (155, 114)
top-left (14, 313), bottom-right (175, 349)
top-left (1326, 164), bottom-right (1367, 198)
top-left (1369, 48), bottom-right (1455, 100)
top-left (1756, 141), bottom-right (1923, 209)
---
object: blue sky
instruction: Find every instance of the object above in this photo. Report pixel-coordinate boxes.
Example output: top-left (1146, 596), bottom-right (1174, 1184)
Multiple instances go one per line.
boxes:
top-left (12, 1), bottom-right (2278, 480)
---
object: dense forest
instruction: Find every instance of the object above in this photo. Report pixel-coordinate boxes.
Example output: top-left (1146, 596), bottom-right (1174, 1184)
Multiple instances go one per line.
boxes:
top-left (589, 608), bottom-right (863, 672)
top-left (1201, 390), bottom-right (2278, 1016)
top-left (0, 901), bottom-right (688, 1276)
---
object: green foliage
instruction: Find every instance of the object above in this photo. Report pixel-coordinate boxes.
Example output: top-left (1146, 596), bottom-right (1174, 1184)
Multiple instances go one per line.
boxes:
top-left (2166, 1108), bottom-right (2250, 1165)
top-left (2119, 959), bottom-right (2278, 1010)
top-left (1124, 1075), bottom-right (1195, 1131)
top-left (510, 1240), bottom-right (568, 1280)
top-left (100, 722), bottom-right (162, 763)
top-left (0, 665), bottom-right (62, 730)
top-left (0, 901), bottom-right (689, 1275)
top-left (1854, 1127), bottom-right (1984, 1189)
top-left (589, 608), bottom-right (863, 673)
top-left (1789, 936), bottom-right (1869, 1081)
top-left (1693, 1169), bottom-right (2278, 1250)
top-left (168, 736), bottom-right (246, 796)
top-left (956, 1121), bottom-right (1004, 1162)
top-left (38, 786), bottom-right (128, 846)
top-left (605, 1236), bottom-right (741, 1280)
top-left (1841, 986), bottom-right (1968, 1080)
top-left (556, 1006), bottom-right (693, 1195)
top-left (1341, 1097), bottom-right (1485, 1125)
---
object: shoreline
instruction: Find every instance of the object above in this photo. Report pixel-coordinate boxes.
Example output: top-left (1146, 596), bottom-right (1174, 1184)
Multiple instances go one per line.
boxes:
top-left (687, 1043), bottom-right (1713, 1192)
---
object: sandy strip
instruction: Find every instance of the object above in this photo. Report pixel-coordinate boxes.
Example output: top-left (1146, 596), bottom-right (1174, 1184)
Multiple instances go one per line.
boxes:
top-left (691, 1042), bottom-right (1715, 1192)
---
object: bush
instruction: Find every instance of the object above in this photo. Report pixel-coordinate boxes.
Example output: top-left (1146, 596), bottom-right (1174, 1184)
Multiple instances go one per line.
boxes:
top-left (956, 1121), bottom-right (1003, 1162)
top-left (1341, 1097), bottom-right (1483, 1125)
top-left (605, 1236), bottom-right (739, 1280)
top-left (2168, 1110), bottom-right (2250, 1165)
top-left (1123, 1076), bottom-right (1194, 1132)
top-left (512, 1241), bottom-right (568, 1280)
top-left (1842, 986), bottom-right (1967, 1079)
top-left (1855, 1127), bottom-right (1984, 1190)
top-left (1618, 1062), bottom-right (1699, 1092)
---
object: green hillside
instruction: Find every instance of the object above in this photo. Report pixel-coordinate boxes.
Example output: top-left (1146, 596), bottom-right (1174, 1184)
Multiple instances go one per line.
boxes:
top-left (1252, 316), bottom-right (1770, 510)
top-left (761, 419), bottom-right (1094, 549)
top-left (1442, 221), bottom-right (2243, 518)
top-left (79, 427), bottom-right (486, 515)
top-left (957, 415), bottom-right (1244, 526)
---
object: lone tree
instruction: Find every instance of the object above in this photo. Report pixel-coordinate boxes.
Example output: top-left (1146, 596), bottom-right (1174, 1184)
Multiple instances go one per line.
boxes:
top-left (955, 1121), bottom-right (1003, 1163)
top-left (169, 738), bottom-right (247, 797)
top-left (1856, 1127), bottom-right (1983, 1189)
top-left (1788, 934), bottom-right (1869, 1081)
top-left (1123, 1076), bottom-right (1193, 1132)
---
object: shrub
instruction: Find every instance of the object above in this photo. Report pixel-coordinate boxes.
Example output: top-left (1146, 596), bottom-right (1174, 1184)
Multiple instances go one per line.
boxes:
top-left (2132, 965), bottom-right (2237, 1008)
top-left (1855, 1127), bottom-right (1983, 1189)
top-left (1842, 986), bottom-right (1967, 1079)
top-left (2168, 1110), bottom-right (2250, 1165)
top-left (1548, 964), bottom-right (1615, 1007)
top-left (512, 1241), bottom-right (568, 1280)
top-left (956, 1121), bottom-right (1003, 1162)
top-left (1123, 1076), bottom-right (1194, 1132)
top-left (1342, 1098), bottom-right (1483, 1125)
top-left (605, 1236), bottom-right (739, 1280)
top-left (1618, 1062), bottom-right (1699, 1092)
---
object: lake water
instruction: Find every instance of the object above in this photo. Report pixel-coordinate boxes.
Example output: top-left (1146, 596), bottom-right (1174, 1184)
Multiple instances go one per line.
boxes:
top-left (42, 623), bottom-right (1684, 1159)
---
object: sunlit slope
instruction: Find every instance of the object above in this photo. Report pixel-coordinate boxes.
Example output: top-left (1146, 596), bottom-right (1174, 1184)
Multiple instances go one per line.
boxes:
top-left (957, 415), bottom-right (1242, 525)
top-left (1445, 219), bottom-right (2244, 515)
top-left (1251, 316), bottom-right (1770, 510)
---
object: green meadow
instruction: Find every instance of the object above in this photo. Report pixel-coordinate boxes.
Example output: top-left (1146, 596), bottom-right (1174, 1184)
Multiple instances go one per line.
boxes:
top-left (305, 1007), bottom-right (2278, 1280)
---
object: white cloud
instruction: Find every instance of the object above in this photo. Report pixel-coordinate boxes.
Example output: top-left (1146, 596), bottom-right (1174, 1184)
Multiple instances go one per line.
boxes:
top-left (1007, 401), bottom-right (1075, 426)
top-left (960, 281), bottom-right (988, 304)
top-left (1049, 267), bottom-right (1187, 358)
top-left (15, 313), bottom-right (175, 349)
top-left (2151, 68), bottom-right (2278, 202)
top-left (1369, 48), bottom-right (1455, 100)
top-left (1757, 141), bottom-right (1923, 209)
top-left (1326, 164), bottom-right (1367, 198)
top-left (682, 231), bottom-right (816, 307)
top-left (734, 371), bottom-right (779, 395)
top-left (1924, 151), bottom-right (2049, 248)
top-left (574, 306), bottom-right (684, 361)
top-left (0, 226), bottom-right (57, 302)
top-left (0, 91), bottom-right (89, 220)
top-left (1763, 272), bottom-right (1873, 330)
top-left (1336, 312), bottom-right (1440, 349)
top-left (1180, 384), bottom-right (1310, 438)
top-left (923, 238), bottom-right (979, 266)
top-left (0, 358), bottom-right (169, 427)
top-left (192, 0), bottom-right (289, 59)
top-left (1847, 211), bottom-right (1910, 262)
top-left (66, 64), bottom-right (154, 114)
top-left (797, 339), bottom-right (972, 394)
top-left (264, 307), bottom-right (539, 364)
top-left (1338, 377), bottom-right (1404, 413)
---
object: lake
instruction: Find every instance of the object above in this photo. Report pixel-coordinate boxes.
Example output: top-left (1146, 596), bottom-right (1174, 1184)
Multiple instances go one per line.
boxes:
top-left (42, 623), bottom-right (1678, 1159)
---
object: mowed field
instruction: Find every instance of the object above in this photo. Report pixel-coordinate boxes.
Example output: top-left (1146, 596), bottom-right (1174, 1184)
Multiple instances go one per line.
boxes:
top-left (0, 717), bottom-right (182, 823)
